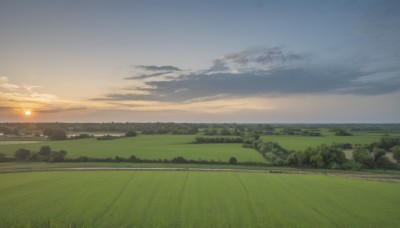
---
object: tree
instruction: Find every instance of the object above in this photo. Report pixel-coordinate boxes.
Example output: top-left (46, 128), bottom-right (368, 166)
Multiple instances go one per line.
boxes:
top-left (392, 146), bottom-right (400, 162)
top-left (376, 156), bottom-right (395, 169)
top-left (38, 146), bottom-right (52, 156)
top-left (15, 148), bottom-right (31, 161)
top-left (0, 153), bottom-right (6, 162)
top-left (229, 157), bottom-right (237, 165)
top-left (334, 129), bottom-right (353, 136)
top-left (220, 128), bottom-right (231, 136)
top-left (318, 145), bottom-right (346, 167)
top-left (379, 136), bottom-right (400, 150)
top-left (125, 130), bottom-right (137, 137)
top-left (44, 128), bottom-right (67, 141)
top-left (353, 146), bottom-right (375, 168)
top-left (372, 147), bottom-right (386, 161)
top-left (285, 151), bottom-right (304, 166)
top-left (310, 154), bottom-right (324, 168)
top-left (48, 150), bottom-right (67, 162)
top-left (171, 156), bottom-right (187, 163)
top-left (129, 155), bottom-right (140, 162)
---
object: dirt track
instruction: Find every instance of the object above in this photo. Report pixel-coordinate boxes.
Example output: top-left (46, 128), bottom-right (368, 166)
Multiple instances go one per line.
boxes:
top-left (2, 166), bottom-right (399, 183)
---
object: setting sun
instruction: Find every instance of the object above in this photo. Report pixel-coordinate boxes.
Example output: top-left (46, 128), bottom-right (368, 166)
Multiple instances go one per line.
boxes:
top-left (24, 110), bottom-right (31, 116)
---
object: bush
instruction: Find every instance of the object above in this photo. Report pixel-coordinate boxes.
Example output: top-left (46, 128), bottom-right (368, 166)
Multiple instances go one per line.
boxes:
top-left (334, 129), bottom-right (353, 136)
top-left (376, 156), bottom-right (396, 169)
top-left (194, 137), bottom-right (243, 144)
top-left (392, 146), bottom-right (400, 162)
top-left (0, 153), bottom-right (6, 162)
top-left (15, 148), bottom-right (32, 161)
top-left (43, 128), bottom-right (67, 140)
top-left (341, 160), bottom-right (362, 170)
top-left (69, 134), bottom-right (92, 140)
top-left (97, 135), bottom-right (122, 140)
top-left (171, 156), bottom-right (187, 163)
top-left (125, 130), bottom-right (137, 137)
top-left (353, 146), bottom-right (375, 169)
top-left (129, 155), bottom-right (140, 162)
top-left (229, 157), bottom-right (237, 165)
top-left (38, 146), bottom-right (52, 156)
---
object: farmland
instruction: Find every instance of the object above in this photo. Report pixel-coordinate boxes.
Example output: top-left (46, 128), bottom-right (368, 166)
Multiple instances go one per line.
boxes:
top-left (0, 171), bottom-right (399, 227)
top-left (0, 135), bottom-right (265, 163)
top-left (260, 134), bottom-right (387, 150)
top-left (0, 124), bottom-right (399, 227)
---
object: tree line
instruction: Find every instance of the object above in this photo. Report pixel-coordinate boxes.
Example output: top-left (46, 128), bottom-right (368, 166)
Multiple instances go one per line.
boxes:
top-left (246, 135), bottom-right (400, 170)
top-left (194, 137), bottom-right (243, 144)
top-left (0, 147), bottom-right (265, 166)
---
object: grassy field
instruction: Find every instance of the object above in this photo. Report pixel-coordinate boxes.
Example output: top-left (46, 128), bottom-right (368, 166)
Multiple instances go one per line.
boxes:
top-left (0, 171), bottom-right (399, 227)
top-left (0, 135), bottom-right (265, 163)
top-left (261, 133), bottom-right (388, 150)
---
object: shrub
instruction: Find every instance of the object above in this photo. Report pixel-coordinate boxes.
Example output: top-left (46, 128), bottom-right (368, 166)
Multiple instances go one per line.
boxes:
top-left (125, 130), bottom-right (137, 137)
top-left (341, 160), bottom-right (362, 170)
top-left (229, 157), bottom-right (237, 165)
top-left (0, 153), bottom-right (6, 162)
top-left (392, 146), bottom-right (400, 162)
top-left (376, 156), bottom-right (396, 169)
top-left (15, 148), bottom-right (32, 161)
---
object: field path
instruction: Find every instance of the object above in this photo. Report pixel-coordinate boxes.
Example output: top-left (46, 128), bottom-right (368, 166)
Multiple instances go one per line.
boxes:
top-left (234, 173), bottom-right (258, 222)
top-left (1, 166), bottom-right (400, 183)
top-left (93, 172), bottom-right (136, 224)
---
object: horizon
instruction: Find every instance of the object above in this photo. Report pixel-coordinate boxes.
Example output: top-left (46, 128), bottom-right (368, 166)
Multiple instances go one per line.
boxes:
top-left (1, 121), bottom-right (400, 124)
top-left (1, 0), bottom-right (400, 123)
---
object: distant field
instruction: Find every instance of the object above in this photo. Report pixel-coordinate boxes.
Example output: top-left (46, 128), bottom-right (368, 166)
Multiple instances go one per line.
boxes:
top-left (0, 135), bottom-right (265, 163)
top-left (261, 133), bottom-right (391, 150)
top-left (0, 171), bottom-right (399, 227)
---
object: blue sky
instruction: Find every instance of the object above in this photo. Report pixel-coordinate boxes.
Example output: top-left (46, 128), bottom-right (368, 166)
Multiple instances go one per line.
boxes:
top-left (0, 0), bottom-right (399, 122)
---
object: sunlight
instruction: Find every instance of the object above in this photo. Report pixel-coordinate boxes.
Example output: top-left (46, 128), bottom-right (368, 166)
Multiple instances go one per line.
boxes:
top-left (24, 110), bottom-right (31, 116)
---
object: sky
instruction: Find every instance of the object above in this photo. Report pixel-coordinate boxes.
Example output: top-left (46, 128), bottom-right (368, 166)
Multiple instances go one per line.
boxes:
top-left (0, 0), bottom-right (399, 123)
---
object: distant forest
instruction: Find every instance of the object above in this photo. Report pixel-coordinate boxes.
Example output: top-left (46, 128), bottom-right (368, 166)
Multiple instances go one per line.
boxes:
top-left (1, 122), bottom-right (400, 136)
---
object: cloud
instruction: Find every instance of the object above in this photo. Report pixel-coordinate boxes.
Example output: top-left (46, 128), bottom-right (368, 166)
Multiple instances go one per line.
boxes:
top-left (135, 65), bottom-right (181, 71)
top-left (0, 106), bottom-right (13, 112)
top-left (36, 107), bottom-right (88, 114)
top-left (0, 76), bottom-right (20, 91)
top-left (124, 71), bottom-right (173, 80)
top-left (204, 47), bottom-right (310, 74)
top-left (96, 47), bottom-right (400, 103)
top-left (91, 96), bottom-right (276, 114)
top-left (0, 76), bottom-right (100, 116)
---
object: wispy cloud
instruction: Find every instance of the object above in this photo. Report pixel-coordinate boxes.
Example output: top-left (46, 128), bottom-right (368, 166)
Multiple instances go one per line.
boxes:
top-left (135, 65), bottom-right (181, 71)
top-left (124, 71), bottom-right (173, 80)
top-left (0, 76), bottom-right (95, 115)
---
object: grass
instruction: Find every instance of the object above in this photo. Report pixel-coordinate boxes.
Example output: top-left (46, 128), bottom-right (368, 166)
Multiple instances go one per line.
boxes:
top-left (0, 136), bottom-right (46, 141)
top-left (0, 171), bottom-right (399, 227)
top-left (0, 135), bottom-right (265, 163)
top-left (261, 133), bottom-right (387, 150)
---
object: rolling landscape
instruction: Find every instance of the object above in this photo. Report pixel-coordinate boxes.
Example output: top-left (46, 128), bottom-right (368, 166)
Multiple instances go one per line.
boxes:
top-left (1, 0), bottom-right (400, 227)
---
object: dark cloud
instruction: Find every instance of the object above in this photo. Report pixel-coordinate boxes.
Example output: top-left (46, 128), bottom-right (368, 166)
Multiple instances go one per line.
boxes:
top-left (135, 65), bottom-right (181, 71)
top-left (99, 66), bottom-right (400, 102)
top-left (92, 93), bottom-right (154, 101)
top-left (206, 59), bottom-right (230, 73)
top-left (208, 47), bottom-right (310, 72)
top-left (97, 47), bottom-right (400, 102)
top-left (124, 72), bottom-right (172, 80)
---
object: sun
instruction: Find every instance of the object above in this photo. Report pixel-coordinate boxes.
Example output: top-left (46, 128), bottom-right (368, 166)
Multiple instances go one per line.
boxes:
top-left (24, 110), bottom-right (32, 116)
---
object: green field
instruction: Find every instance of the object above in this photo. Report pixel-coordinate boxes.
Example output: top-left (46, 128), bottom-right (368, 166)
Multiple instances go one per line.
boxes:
top-left (261, 133), bottom-right (388, 150)
top-left (0, 171), bottom-right (399, 227)
top-left (0, 135), bottom-right (265, 163)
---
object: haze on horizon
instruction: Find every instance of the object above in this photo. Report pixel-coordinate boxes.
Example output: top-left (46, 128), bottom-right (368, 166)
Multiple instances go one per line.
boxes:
top-left (0, 0), bottom-right (399, 123)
